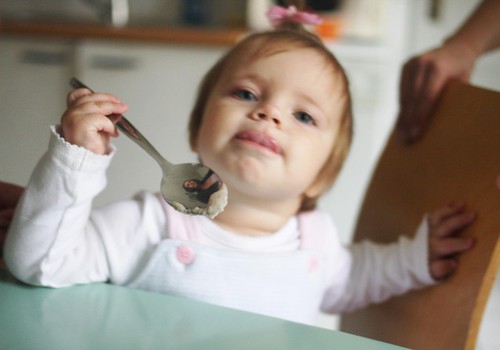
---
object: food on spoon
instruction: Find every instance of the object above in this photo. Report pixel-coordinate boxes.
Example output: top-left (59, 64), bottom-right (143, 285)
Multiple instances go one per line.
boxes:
top-left (171, 183), bottom-right (228, 218)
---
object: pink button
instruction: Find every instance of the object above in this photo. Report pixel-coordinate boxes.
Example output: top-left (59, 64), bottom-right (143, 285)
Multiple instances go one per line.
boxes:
top-left (309, 257), bottom-right (319, 272)
top-left (176, 245), bottom-right (195, 265)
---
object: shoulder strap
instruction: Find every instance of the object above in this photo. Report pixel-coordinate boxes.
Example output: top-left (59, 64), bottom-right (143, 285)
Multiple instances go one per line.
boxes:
top-left (297, 210), bottom-right (329, 250)
top-left (158, 194), bottom-right (331, 248)
top-left (155, 193), bottom-right (204, 242)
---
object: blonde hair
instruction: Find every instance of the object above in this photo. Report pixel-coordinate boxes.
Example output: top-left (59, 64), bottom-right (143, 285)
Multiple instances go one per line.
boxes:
top-left (188, 16), bottom-right (353, 212)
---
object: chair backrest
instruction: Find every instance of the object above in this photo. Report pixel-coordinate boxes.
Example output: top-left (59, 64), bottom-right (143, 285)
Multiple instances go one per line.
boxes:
top-left (340, 81), bottom-right (500, 350)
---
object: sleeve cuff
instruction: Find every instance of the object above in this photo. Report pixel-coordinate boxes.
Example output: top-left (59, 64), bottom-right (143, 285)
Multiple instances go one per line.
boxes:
top-left (404, 215), bottom-right (437, 286)
top-left (49, 125), bottom-right (116, 172)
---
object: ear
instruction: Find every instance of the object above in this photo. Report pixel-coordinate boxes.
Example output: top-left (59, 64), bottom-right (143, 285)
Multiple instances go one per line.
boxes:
top-left (189, 135), bottom-right (198, 152)
top-left (303, 178), bottom-right (327, 199)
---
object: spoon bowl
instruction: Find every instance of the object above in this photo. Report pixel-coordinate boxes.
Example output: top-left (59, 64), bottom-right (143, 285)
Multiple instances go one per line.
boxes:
top-left (69, 78), bottom-right (227, 218)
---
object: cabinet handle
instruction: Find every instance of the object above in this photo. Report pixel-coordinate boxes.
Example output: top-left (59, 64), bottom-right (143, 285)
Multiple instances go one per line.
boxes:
top-left (89, 55), bottom-right (138, 70)
top-left (429, 0), bottom-right (443, 21)
top-left (20, 50), bottom-right (68, 66)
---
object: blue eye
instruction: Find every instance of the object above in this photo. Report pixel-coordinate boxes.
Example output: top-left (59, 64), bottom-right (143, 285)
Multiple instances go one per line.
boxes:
top-left (234, 89), bottom-right (257, 101)
top-left (294, 111), bottom-right (315, 125)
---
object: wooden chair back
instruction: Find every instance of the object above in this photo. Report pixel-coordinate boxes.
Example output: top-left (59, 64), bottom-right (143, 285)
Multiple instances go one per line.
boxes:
top-left (340, 82), bottom-right (500, 350)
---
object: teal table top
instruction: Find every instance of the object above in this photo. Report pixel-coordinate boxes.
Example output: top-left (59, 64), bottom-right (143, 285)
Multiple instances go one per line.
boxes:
top-left (0, 269), bottom-right (407, 350)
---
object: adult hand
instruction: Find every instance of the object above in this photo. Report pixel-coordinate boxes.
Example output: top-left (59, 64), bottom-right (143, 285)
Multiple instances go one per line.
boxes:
top-left (396, 0), bottom-right (500, 143)
top-left (0, 181), bottom-right (24, 258)
top-left (396, 44), bottom-right (475, 143)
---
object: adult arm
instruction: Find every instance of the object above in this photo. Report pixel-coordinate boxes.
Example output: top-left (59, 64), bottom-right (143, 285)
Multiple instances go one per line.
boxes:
top-left (397, 0), bottom-right (500, 142)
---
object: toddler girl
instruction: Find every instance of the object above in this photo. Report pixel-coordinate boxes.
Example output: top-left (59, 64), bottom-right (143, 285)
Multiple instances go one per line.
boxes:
top-left (4, 4), bottom-right (475, 325)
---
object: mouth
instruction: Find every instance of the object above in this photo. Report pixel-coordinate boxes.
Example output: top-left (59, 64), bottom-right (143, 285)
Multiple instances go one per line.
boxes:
top-left (235, 130), bottom-right (282, 155)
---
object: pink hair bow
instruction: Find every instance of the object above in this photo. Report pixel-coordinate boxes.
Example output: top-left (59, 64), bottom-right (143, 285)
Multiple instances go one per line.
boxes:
top-left (266, 5), bottom-right (323, 28)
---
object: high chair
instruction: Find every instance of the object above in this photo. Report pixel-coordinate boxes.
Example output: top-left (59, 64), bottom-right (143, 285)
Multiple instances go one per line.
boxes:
top-left (340, 81), bottom-right (500, 350)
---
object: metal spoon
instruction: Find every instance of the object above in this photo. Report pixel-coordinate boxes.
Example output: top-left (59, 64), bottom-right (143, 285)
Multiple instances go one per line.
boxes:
top-left (69, 77), bottom-right (227, 218)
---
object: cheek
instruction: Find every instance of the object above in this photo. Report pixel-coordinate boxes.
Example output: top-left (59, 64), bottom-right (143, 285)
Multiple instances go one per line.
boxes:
top-left (301, 133), bottom-right (334, 165)
top-left (197, 102), bottom-right (241, 148)
top-left (195, 106), bottom-right (219, 147)
top-left (195, 125), bottom-right (215, 162)
top-left (195, 116), bottom-right (229, 162)
top-left (297, 136), bottom-right (335, 181)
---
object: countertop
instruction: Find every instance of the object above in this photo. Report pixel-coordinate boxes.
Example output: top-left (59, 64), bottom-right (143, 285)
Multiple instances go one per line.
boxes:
top-left (0, 20), bottom-right (247, 46)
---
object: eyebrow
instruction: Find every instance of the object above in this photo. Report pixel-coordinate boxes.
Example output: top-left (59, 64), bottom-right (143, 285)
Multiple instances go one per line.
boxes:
top-left (229, 72), bottom-right (267, 85)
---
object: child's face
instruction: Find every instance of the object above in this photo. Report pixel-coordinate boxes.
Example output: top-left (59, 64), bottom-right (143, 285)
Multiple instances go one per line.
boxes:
top-left (195, 48), bottom-right (344, 207)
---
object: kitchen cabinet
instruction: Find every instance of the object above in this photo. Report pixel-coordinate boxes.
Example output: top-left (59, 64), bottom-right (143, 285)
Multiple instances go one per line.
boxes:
top-left (0, 37), bottom-right (72, 184)
top-left (0, 37), bottom-right (226, 204)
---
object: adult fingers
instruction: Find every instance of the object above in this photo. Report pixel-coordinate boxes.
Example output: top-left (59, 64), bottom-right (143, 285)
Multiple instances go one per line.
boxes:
top-left (397, 58), bottom-right (421, 142)
top-left (412, 63), bottom-right (448, 138)
top-left (398, 55), bottom-right (434, 142)
top-left (411, 67), bottom-right (437, 137)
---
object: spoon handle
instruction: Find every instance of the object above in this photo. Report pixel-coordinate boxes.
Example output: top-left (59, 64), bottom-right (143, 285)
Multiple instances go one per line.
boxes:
top-left (69, 77), bottom-right (170, 168)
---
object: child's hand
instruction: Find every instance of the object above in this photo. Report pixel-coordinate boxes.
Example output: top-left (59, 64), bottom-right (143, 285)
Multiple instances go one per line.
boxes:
top-left (61, 88), bottom-right (128, 155)
top-left (428, 203), bottom-right (476, 280)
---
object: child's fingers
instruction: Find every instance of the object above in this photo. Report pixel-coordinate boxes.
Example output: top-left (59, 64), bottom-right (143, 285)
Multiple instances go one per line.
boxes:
top-left (62, 114), bottom-right (118, 154)
top-left (67, 89), bottom-right (123, 108)
top-left (107, 113), bottom-right (123, 126)
top-left (70, 100), bottom-right (128, 119)
top-left (430, 236), bottom-right (475, 259)
top-left (67, 88), bottom-right (92, 107)
top-left (62, 89), bottom-right (127, 154)
top-left (63, 98), bottom-right (128, 129)
top-left (428, 202), bottom-right (465, 227)
top-left (431, 211), bottom-right (476, 239)
top-left (429, 258), bottom-right (458, 280)
top-left (64, 113), bottom-right (118, 136)
top-left (92, 114), bottom-right (120, 134)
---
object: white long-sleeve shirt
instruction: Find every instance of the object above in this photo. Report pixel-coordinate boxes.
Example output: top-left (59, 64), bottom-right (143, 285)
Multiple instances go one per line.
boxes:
top-left (4, 127), bottom-right (435, 325)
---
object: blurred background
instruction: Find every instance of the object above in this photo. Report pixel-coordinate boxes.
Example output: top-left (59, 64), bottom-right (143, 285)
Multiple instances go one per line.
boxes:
top-left (0, 0), bottom-right (499, 347)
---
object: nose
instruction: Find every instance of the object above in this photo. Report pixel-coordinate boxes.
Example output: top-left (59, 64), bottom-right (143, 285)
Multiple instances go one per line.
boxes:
top-left (249, 104), bottom-right (281, 126)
